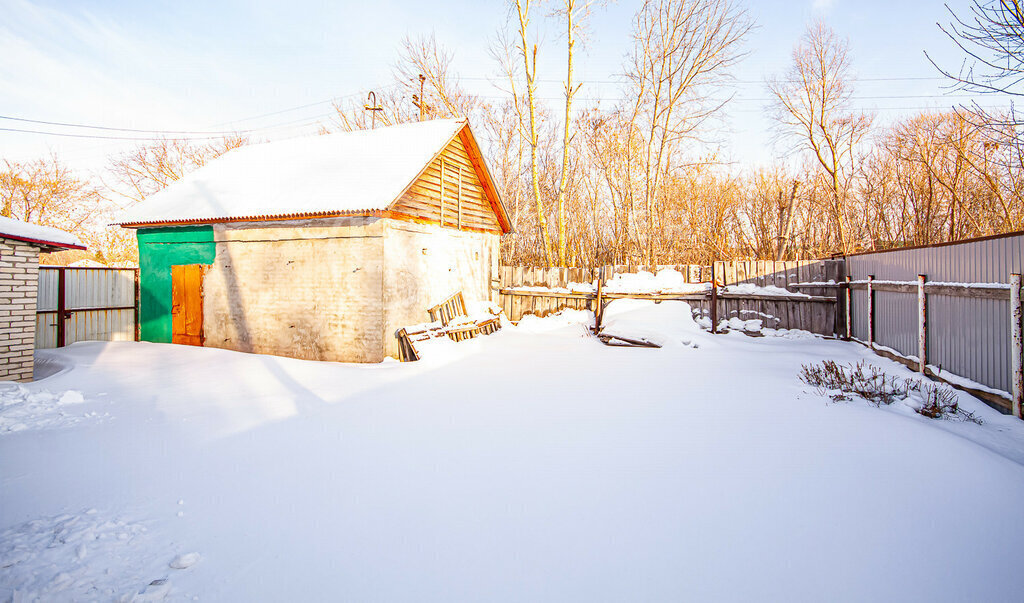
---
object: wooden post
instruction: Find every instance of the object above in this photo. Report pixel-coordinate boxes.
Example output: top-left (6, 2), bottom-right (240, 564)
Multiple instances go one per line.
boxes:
top-left (866, 275), bottom-right (874, 349)
top-left (710, 263), bottom-right (719, 334)
top-left (918, 274), bottom-right (927, 374)
top-left (594, 267), bottom-right (605, 331)
top-left (56, 267), bottom-right (66, 347)
top-left (1011, 273), bottom-right (1022, 419)
top-left (844, 275), bottom-right (852, 340)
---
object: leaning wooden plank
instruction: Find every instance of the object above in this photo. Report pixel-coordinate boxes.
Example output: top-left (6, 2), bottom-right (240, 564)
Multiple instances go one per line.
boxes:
top-left (395, 328), bottom-right (420, 362)
top-left (597, 333), bottom-right (662, 348)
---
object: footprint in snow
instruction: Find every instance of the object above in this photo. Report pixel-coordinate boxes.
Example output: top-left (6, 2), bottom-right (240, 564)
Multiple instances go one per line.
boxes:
top-left (169, 552), bottom-right (200, 569)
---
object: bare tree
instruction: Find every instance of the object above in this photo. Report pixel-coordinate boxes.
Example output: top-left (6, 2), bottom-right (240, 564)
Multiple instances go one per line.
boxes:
top-left (482, 99), bottom-right (531, 263)
top-left (624, 0), bottom-right (751, 264)
top-left (510, 0), bottom-right (554, 267)
top-left (106, 135), bottom-right (248, 203)
top-left (1, 155), bottom-right (100, 226)
top-left (734, 167), bottom-right (801, 259)
top-left (0, 155), bottom-right (125, 263)
top-left (929, 0), bottom-right (1024, 127)
top-left (329, 34), bottom-right (480, 132)
top-left (394, 34), bottom-right (480, 120)
top-left (767, 21), bottom-right (873, 254)
top-left (551, 0), bottom-right (599, 266)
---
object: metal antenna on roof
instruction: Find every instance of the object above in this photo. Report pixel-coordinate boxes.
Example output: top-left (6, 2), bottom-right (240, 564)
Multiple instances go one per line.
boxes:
top-left (363, 91), bottom-right (384, 129)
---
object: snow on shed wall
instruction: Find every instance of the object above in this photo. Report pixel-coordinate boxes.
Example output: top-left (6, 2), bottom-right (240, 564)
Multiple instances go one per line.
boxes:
top-left (847, 232), bottom-right (1024, 396)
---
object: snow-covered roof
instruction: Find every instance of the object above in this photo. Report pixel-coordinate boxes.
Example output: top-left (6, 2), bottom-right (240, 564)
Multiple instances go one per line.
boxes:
top-left (0, 216), bottom-right (85, 250)
top-left (116, 119), bottom-right (471, 226)
top-left (70, 259), bottom-right (107, 268)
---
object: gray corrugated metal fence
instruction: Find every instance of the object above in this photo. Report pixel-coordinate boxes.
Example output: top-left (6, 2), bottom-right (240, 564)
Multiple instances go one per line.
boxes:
top-left (36, 267), bottom-right (138, 348)
top-left (846, 232), bottom-right (1024, 399)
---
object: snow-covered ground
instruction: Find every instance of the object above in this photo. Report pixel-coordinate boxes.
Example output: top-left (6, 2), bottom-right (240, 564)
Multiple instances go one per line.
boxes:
top-left (3, 301), bottom-right (1024, 601)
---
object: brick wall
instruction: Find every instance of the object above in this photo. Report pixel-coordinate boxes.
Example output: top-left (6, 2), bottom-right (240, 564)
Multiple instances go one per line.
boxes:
top-left (0, 238), bottom-right (40, 381)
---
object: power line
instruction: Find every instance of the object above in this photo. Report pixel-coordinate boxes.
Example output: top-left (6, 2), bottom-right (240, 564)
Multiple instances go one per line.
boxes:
top-left (0, 127), bottom-right (243, 142)
top-left (460, 75), bottom-right (952, 85)
top-left (470, 93), bottom-right (1014, 105)
top-left (0, 83), bottom-right (393, 141)
top-left (0, 89), bottom-right (374, 143)
top-left (2, 75), bottom-right (1014, 144)
top-left (210, 83), bottom-right (399, 127)
top-left (0, 115), bottom-right (251, 135)
top-left (728, 93), bottom-right (1011, 102)
top-left (730, 104), bottom-right (1011, 113)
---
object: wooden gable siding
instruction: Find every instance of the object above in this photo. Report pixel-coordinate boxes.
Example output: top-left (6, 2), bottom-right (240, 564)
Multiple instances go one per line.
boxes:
top-left (390, 133), bottom-right (502, 234)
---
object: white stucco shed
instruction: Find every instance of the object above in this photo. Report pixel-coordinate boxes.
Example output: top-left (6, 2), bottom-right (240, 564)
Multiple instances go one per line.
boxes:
top-left (116, 119), bottom-right (511, 363)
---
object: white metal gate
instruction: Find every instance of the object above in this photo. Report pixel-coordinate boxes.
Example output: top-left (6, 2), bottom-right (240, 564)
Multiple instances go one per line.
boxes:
top-left (35, 267), bottom-right (138, 348)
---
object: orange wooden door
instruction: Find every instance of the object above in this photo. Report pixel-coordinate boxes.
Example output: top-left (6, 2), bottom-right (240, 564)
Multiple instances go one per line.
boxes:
top-left (171, 264), bottom-right (204, 346)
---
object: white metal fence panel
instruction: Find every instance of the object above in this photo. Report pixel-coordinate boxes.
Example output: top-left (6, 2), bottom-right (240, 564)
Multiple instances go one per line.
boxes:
top-left (847, 232), bottom-right (1024, 397)
top-left (66, 269), bottom-right (135, 310)
top-left (65, 309), bottom-right (136, 345)
top-left (35, 314), bottom-right (57, 349)
top-left (36, 268), bottom-right (59, 312)
top-left (35, 267), bottom-right (138, 349)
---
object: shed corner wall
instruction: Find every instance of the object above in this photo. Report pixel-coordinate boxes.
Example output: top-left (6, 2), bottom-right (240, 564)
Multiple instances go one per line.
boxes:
top-left (381, 219), bottom-right (499, 359)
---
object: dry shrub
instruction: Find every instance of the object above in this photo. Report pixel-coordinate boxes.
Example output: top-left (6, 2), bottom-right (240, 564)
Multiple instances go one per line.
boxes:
top-left (799, 360), bottom-right (982, 424)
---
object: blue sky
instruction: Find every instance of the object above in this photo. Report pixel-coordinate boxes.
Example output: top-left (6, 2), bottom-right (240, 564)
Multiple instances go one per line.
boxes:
top-left (0, 0), bottom-right (1013, 172)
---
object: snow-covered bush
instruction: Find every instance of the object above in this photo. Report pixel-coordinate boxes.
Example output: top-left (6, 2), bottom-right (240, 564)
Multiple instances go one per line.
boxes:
top-left (799, 360), bottom-right (981, 424)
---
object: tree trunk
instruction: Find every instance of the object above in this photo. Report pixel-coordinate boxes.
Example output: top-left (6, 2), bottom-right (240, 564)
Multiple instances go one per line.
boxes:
top-left (555, 0), bottom-right (578, 267)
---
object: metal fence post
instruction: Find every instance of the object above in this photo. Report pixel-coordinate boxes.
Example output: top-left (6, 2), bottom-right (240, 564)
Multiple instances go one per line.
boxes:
top-left (134, 268), bottom-right (141, 342)
top-left (56, 267), bottom-right (66, 348)
top-left (710, 263), bottom-right (718, 334)
top-left (867, 275), bottom-right (874, 348)
top-left (1011, 273), bottom-right (1022, 419)
top-left (844, 275), bottom-right (852, 340)
top-left (918, 274), bottom-right (927, 374)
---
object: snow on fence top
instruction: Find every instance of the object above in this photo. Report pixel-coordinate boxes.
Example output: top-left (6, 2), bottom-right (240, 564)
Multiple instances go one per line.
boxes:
top-left (508, 269), bottom-right (710, 295)
top-left (604, 269), bottom-right (709, 294)
top-left (506, 268), bottom-right (810, 298)
top-left (0, 216), bottom-right (84, 249)
top-left (720, 283), bottom-right (810, 298)
top-left (115, 119), bottom-right (467, 226)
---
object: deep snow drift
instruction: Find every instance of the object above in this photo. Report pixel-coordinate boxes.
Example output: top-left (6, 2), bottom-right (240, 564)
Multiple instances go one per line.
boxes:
top-left (2, 301), bottom-right (1024, 602)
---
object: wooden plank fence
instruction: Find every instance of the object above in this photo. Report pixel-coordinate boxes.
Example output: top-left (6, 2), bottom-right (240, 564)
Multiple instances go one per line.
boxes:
top-left (496, 260), bottom-right (842, 336)
top-left (497, 260), bottom-right (842, 290)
